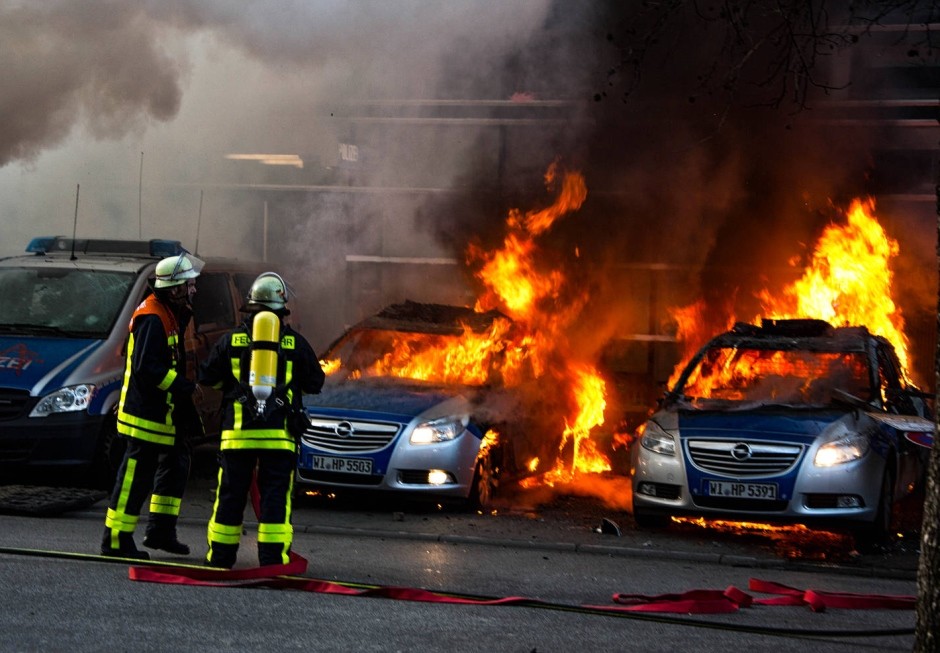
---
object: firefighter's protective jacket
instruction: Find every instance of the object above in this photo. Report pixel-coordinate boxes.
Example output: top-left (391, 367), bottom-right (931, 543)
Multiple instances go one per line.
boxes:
top-left (199, 316), bottom-right (325, 451)
top-left (116, 294), bottom-right (195, 446)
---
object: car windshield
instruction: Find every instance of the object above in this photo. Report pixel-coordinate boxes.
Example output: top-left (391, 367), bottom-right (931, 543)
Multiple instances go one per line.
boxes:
top-left (677, 345), bottom-right (872, 408)
top-left (323, 326), bottom-right (500, 386)
top-left (0, 267), bottom-right (136, 338)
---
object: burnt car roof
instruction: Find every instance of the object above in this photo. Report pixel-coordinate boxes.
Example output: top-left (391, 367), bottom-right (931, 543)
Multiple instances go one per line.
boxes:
top-left (354, 300), bottom-right (509, 336)
top-left (707, 318), bottom-right (878, 353)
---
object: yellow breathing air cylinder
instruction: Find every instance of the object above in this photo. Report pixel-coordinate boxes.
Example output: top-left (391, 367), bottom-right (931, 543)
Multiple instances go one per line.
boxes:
top-left (248, 310), bottom-right (280, 415)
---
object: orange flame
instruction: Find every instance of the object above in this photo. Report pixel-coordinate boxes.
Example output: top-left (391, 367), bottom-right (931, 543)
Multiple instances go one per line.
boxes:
top-left (667, 197), bottom-right (913, 388)
top-left (758, 197), bottom-right (910, 377)
top-left (336, 162), bottom-right (608, 487)
top-left (464, 163), bottom-right (610, 486)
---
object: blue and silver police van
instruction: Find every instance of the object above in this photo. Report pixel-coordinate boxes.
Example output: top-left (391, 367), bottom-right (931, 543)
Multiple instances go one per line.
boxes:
top-left (0, 236), bottom-right (266, 486)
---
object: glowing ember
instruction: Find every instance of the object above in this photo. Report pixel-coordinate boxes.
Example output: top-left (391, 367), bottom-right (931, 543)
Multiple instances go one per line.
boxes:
top-left (671, 517), bottom-right (854, 560)
top-left (320, 358), bottom-right (341, 375)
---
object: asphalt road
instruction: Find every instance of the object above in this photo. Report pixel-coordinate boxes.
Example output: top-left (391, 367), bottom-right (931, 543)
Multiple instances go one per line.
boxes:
top-left (0, 458), bottom-right (923, 652)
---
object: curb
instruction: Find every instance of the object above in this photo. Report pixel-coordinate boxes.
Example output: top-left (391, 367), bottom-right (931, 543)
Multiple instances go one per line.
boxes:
top-left (68, 507), bottom-right (919, 582)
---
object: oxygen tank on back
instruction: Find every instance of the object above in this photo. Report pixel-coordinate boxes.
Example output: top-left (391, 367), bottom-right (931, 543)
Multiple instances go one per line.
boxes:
top-left (249, 310), bottom-right (280, 415)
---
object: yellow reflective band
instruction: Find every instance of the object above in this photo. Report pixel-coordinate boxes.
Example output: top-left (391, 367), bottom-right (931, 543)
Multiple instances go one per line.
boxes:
top-left (168, 333), bottom-right (179, 347)
top-left (233, 399), bottom-right (243, 431)
top-left (149, 494), bottom-right (182, 516)
top-left (116, 411), bottom-right (176, 445)
top-left (118, 334), bottom-right (136, 415)
top-left (232, 333), bottom-right (249, 347)
top-left (281, 335), bottom-right (295, 350)
top-left (284, 360), bottom-right (293, 395)
top-left (157, 368), bottom-right (177, 391)
top-left (116, 458), bottom-right (136, 515)
top-left (219, 430), bottom-right (296, 451)
top-left (207, 519), bottom-right (243, 545)
top-left (257, 522), bottom-right (293, 544)
top-left (104, 508), bottom-right (139, 532)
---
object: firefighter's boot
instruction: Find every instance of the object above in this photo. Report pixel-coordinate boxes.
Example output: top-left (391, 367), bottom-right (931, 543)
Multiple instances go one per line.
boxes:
top-left (143, 513), bottom-right (190, 555)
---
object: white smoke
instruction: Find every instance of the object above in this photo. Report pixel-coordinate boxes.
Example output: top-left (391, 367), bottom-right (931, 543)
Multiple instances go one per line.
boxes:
top-left (0, 0), bottom-right (557, 255)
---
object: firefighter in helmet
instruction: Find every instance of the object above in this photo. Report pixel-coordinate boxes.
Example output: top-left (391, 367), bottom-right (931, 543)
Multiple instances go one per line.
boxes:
top-left (200, 272), bottom-right (324, 568)
top-left (100, 252), bottom-right (205, 559)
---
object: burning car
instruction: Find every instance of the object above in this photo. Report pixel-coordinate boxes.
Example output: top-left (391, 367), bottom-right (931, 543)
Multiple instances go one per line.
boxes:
top-left (630, 318), bottom-right (932, 544)
top-left (296, 301), bottom-right (533, 509)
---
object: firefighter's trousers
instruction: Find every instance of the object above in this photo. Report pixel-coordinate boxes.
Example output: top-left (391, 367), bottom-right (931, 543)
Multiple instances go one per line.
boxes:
top-left (101, 436), bottom-right (191, 553)
top-left (206, 449), bottom-right (295, 568)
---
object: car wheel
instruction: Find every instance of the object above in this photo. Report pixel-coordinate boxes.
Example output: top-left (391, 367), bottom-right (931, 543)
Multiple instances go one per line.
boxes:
top-left (89, 413), bottom-right (126, 490)
top-left (855, 463), bottom-right (895, 551)
top-left (468, 453), bottom-right (496, 511)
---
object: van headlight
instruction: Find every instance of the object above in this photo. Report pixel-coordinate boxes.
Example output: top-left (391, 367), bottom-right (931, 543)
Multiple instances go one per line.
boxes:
top-left (640, 421), bottom-right (676, 456)
top-left (814, 431), bottom-right (869, 467)
top-left (410, 415), bottom-right (468, 444)
top-left (29, 384), bottom-right (96, 417)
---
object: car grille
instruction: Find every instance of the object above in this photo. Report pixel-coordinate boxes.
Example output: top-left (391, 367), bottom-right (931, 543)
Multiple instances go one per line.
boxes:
top-left (686, 439), bottom-right (803, 477)
top-left (299, 416), bottom-right (401, 453)
top-left (0, 389), bottom-right (30, 421)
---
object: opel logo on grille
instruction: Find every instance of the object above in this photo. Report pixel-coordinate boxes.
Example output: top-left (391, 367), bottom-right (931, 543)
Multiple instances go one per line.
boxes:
top-left (730, 443), bottom-right (752, 460)
top-left (334, 421), bottom-right (354, 438)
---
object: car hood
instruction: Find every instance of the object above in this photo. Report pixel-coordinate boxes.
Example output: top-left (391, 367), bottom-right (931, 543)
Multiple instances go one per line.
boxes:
top-left (303, 377), bottom-right (471, 420)
top-left (651, 407), bottom-right (852, 444)
top-left (0, 335), bottom-right (101, 394)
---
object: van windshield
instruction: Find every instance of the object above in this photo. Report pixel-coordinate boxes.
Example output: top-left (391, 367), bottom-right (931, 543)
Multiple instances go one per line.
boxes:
top-left (0, 268), bottom-right (136, 338)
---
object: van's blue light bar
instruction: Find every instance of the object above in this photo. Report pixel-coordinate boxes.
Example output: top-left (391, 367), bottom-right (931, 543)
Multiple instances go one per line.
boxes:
top-left (25, 237), bottom-right (185, 258)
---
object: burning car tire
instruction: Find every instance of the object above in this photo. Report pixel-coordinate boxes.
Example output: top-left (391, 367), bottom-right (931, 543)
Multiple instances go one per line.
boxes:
top-left (468, 453), bottom-right (496, 511)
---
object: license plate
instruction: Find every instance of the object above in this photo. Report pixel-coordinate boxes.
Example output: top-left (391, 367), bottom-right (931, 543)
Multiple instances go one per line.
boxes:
top-left (310, 455), bottom-right (373, 475)
top-left (706, 480), bottom-right (777, 499)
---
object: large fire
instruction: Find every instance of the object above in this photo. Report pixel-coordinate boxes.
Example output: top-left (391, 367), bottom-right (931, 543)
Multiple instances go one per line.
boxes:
top-left (467, 162), bottom-right (610, 484)
top-left (323, 161), bottom-right (612, 489)
top-left (667, 197), bottom-right (911, 388)
top-left (320, 176), bottom-right (910, 515)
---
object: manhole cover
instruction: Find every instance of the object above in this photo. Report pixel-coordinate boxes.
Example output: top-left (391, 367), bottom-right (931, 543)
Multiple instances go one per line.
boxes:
top-left (0, 485), bottom-right (107, 516)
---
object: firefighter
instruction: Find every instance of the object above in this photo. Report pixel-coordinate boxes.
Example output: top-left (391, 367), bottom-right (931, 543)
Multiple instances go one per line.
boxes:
top-left (100, 252), bottom-right (205, 559)
top-left (200, 272), bottom-right (324, 568)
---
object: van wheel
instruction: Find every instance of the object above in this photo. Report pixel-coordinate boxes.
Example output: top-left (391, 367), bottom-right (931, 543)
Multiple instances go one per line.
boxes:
top-left (89, 414), bottom-right (125, 490)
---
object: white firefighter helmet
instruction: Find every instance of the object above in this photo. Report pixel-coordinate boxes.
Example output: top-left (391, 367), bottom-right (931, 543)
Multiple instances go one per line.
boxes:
top-left (154, 253), bottom-right (203, 288)
top-left (248, 272), bottom-right (289, 311)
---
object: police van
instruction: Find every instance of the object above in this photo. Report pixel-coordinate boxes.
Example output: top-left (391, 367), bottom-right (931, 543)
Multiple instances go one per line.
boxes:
top-left (0, 236), bottom-right (269, 487)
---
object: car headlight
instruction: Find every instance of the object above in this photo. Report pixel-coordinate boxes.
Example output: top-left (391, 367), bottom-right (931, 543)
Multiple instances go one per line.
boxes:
top-left (814, 431), bottom-right (870, 467)
top-left (29, 384), bottom-right (96, 417)
top-left (640, 421), bottom-right (676, 456)
top-left (410, 415), bottom-right (468, 445)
